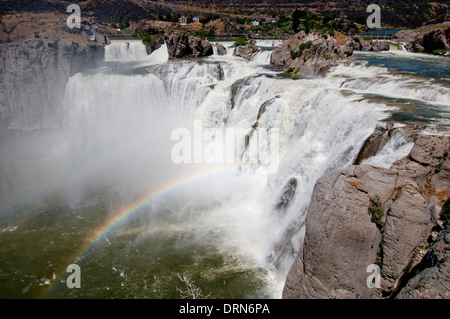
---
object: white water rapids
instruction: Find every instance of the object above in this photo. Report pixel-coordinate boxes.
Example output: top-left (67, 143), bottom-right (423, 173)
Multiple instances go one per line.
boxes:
top-left (0, 39), bottom-right (449, 298)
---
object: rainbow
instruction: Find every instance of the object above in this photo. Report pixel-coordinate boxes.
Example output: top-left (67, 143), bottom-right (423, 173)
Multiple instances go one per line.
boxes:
top-left (44, 163), bottom-right (240, 298)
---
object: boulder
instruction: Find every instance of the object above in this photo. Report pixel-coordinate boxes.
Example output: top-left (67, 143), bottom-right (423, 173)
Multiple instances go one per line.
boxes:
top-left (164, 32), bottom-right (213, 59)
top-left (234, 42), bottom-right (260, 59)
top-left (216, 43), bottom-right (227, 56)
top-left (370, 40), bottom-right (390, 52)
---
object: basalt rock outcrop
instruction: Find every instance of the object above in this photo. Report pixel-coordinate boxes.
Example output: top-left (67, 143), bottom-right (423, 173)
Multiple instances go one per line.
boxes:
top-left (216, 43), bottom-right (227, 56)
top-left (164, 32), bottom-right (213, 59)
top-left (343, 35), bottom-right (390, 53)
top-left (270, 31), bottom-right (349, 78)
top-left (234, 41), bottom-right (261, 60)
top-left (396, 221), bottom-right (450, 299)
top-left (0, 38), bottom-right (104, 131)
top-left (283, 132), bottom-right (450, 299)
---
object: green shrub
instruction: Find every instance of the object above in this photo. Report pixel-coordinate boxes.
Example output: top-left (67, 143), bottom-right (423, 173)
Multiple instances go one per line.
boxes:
top-left (284, 73), bottom-right (302, 80)
top-left (193, 30), bottom-right (216, 37)
top-left (299, 41), bottom-right (312, 50)
top-left (368, 195), bottom-right (385, 231)
top-left (234, 37), bottom-right (248, 47)
top-left (291, 51), bottom-right (301, 60)
top-left (118, 21), bottom-right (130, 30)
top-left (138, 31), bottom-right (156, 48)
top-left (432, 49), bottom-right (447, 56)
top-left (235, 17), bottom-right (251, 25)
top-left (363, 36), bottom-right (373, 41)
top-left (435, 161), bottom-right (444, 173)
top-left (284, 68), bottom-right (302, 79)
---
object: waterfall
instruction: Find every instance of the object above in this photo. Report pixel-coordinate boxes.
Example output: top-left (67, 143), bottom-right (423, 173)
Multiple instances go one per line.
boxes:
top-left (1, 38), bottom-right (449, 299)
top-left (55, 48), bottom-right (391, 295)
top-left (105, 40), bottom-right (169, 64)
top-left (389, 42), bottom-right (407, 51)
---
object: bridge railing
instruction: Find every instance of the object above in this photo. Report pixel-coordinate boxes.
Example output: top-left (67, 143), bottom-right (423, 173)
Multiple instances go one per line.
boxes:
top-left (344, 31), bottom-right (399, 40)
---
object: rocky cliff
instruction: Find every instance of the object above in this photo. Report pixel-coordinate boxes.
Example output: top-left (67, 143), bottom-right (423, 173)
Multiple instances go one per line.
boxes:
top-left (0, 38), bottom-right (105, 131)
top-left (283, 130), bottom-right (450, 299)
top-left (393, 22), bottom-right (450, 55)
top-left (396, 222), bottom-right (449, 298)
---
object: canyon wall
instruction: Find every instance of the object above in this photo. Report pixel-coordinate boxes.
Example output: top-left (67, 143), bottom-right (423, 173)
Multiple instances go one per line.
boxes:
top-left (0, 38), bottom-right (104, 131)
top-left (283, 132), bottom-right (450, 299)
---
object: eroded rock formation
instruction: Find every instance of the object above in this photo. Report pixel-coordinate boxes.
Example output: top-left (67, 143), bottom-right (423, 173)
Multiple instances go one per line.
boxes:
top-left (0, 38), bottom-right (104, 131)
top-left (283, 133), bottom-right (450, 299)
top-left (164, 32), bottom-right (213, 59)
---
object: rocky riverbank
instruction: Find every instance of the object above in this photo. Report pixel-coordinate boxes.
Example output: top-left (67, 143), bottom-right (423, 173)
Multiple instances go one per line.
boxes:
top-left (283, 125), bottom-right (450, 299)
top-left (270, 22), bottom-right (450, 78)
top-left (393, 22), bottom-right (450, 55)
top-left (270, 30), bottom-right (394, 78)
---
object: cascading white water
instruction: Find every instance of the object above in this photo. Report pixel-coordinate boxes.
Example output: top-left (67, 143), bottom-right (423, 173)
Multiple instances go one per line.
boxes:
top-left (105, 40), bottom-right (169, 64)
top-left (62, 42), bottom-right (394, 293)
top-left (105, 40), bottom-right (149, 61)
top-left (21, 42), bottom-right (380, 296)
top-left (1, 38), bottom-right (449, 299)
top-left (361, 129), bottom-right (415, 168)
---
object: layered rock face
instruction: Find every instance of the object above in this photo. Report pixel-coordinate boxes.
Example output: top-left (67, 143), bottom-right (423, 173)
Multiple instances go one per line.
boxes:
top-left (0, 38), bottom-right (104, 131)
top-left (396, 223), bottom-right (449, 299)
top-left (283, 134), bottom-right (449, 299)
top-left (164, 32), bottom-right (213, 59)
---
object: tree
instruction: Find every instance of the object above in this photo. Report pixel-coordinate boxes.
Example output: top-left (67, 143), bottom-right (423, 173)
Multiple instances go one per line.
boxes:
top-left (234, 36), bottom-right (248, 47)
top-left (292, 9), bottom-right (308, 33)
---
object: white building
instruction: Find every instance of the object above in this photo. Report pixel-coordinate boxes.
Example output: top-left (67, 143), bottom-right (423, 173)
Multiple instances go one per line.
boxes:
top-left (179, 16), bottom-right (188, 25)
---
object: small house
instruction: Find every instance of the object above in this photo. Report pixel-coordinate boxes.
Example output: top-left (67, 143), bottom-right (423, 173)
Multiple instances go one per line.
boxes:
top-left (179, 16), bottom-right (188, 25)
